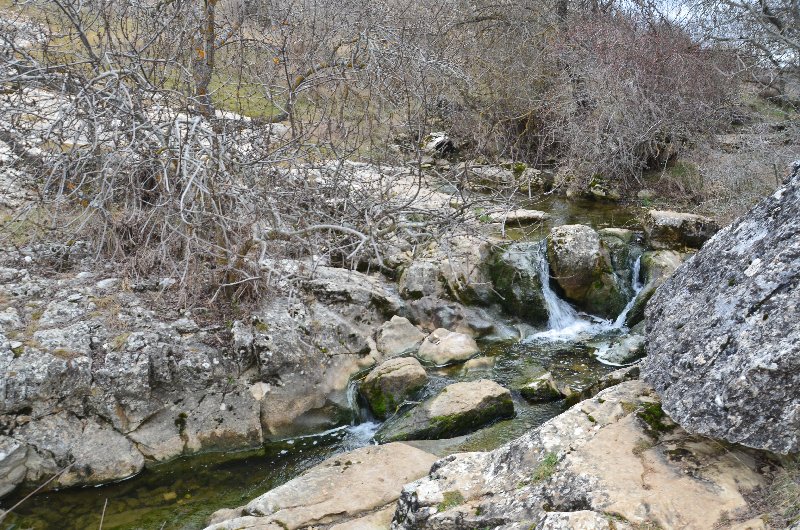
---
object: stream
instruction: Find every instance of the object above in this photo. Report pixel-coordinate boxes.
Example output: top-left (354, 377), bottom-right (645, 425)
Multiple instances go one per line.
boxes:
top-left (0, 197), bottom-right (645, 530)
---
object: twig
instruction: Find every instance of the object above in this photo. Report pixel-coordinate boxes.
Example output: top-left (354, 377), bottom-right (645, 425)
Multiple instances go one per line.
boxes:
top-left (98, 497), bottom-right (108, 529)
top-left (0, 463), bottom-right (74, 523)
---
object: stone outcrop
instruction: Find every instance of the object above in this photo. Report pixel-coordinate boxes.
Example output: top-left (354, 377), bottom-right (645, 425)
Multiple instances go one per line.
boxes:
top-left (205, 442), bottom-right (438, 530)
top-left (484, 242), bottom-right (548, 324)
top-left (360, 357), bottom-right (428, 419)
top-left (547, 224), bottom-right (629, 318)
top-left (643, 209), bottom-right (719, 250)
top-left (516, 372), bottom-right (563, 402)
top-left (392, 380), bottom-right (769, 529)
top-left (643, 168), bottom-right (800, 454)
top-left (374, 379), bottom-right (513, 442)
top-left (415, 328), bottom-right (479, 366)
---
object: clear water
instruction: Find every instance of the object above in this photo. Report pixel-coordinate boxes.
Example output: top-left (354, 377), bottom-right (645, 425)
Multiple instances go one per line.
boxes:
top-left (0, 197), bottom-right (643, 530)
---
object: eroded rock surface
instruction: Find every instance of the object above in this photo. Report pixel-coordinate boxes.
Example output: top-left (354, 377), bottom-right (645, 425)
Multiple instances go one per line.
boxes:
top-left (392, 380), bottom-right (768, 529)
top-left (643, 209), bottom-right (719, 250)
top-left (643, 169), bottom-right (800, 454)
top-left (205, 443), bottom-right (438, 530)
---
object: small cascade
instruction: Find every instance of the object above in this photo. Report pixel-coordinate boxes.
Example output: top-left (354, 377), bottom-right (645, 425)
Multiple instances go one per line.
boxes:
top-left (536, 242), bottom-right (582, 331)
top-left (611, 254), bottom-right (643, 329)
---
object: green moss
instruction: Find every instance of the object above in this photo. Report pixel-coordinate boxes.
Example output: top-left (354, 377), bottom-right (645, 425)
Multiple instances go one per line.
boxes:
top-left (637, 402), bottom-right (675, 436)
top-left (174, 412), bottom-right (188, 434)
top-left (532, 452), bottom-right (558, 482)
top-left (254, 321), bottom-right (269, 332)
top-left (437, 490), bottom-right (465, 511)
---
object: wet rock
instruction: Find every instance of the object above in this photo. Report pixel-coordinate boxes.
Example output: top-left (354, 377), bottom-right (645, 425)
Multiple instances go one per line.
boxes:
top-left (392, 380), bottom-right (767, 529)
top-left (598, 228), bottom-right (642, 288)
top-left (643, 169), bottom-right (800, 453)
top-left (517, 372), bottom-right (563, 403)
top-left (416, 328), bottom-right (479, 366)
top-left (547, 224), bottom-right (629, 318)
top-left (624, 250), bottom-right (684, 327)
top-left (205, 443), bottom-right (438, 530)
top-left (361, 357), bottom-right (428, 419)
top-left (376, 316), bottom-right (426, 358)
top-left (406, 296), bottom-right (502, 338)
top-left (484, 242), bottom-right (548, 324)
top-left (594, 335), bottom-right (645, 365)
top-left (375, 380), bottom-right (513, 442)
top-left (643, 210), bottom-right (719, 250)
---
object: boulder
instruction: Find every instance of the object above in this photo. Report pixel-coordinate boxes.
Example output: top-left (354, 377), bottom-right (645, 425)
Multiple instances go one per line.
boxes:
top-left (484, 242), bottom-right (548, 324)
top-left (393, 380), bottom-right (769, 529)
top-left (598, 228), bottom-right (642, 288)
top-left (594, 335), bottom-right (645, 365)
top-left (624, 250), bottom-right (685, 327)
top-left (360, 357), bottom-right (428, 419)
top-left (0, 436), bottom-right (28, 497)
top-left (374, 379), bottom-right (513, 442)
top-left (406, 296), bottom-right (510, 339)
top-left (517, 372), bottom-right (563, 402)
top-left (643, 210), bottom-right (719, 250)
top-left (398, 261), bottom-right (444, 300)
top-left (376, 316), bottom-right (426, 358)
top-left (205, 443), bottom-right (438, 530)
top-left (643, 168), bottom-right (800, 454)
top-left (437, 236), bottom-right (497, 306)
top-left (416, 328), bottom-right (479, 366)
top-left (546, 224), bottom-right (629, 318)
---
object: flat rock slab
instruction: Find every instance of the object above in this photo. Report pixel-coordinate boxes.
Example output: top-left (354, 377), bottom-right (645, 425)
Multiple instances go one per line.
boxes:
top-left (205, 442), bottom-right (437, 530)
top-left (375, 379), bottom-right (513, 442)
top-left (489, 209), bottom-right (550, 224)
top-left (393, 379), bottom-right (769, 529)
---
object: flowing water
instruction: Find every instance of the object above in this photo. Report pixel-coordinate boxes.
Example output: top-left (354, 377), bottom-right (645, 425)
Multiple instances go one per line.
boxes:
top-left (0, 197), bottom-right (646, 530)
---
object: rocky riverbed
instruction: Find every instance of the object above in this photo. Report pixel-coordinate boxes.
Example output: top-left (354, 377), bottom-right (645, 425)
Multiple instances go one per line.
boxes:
top-left (2, 163), bottom-right (796, 530)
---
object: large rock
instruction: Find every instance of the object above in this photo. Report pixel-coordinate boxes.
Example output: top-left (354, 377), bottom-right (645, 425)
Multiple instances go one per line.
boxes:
top-left (0, 436), bottom-right (28, 497)
top-left (393, 380), bottom-right (769, 529)
top-left (360, 357), bottom-right (428, 419)
top-left (642, 168), bottom-right (800, 454)
top-left (376, 316), bottom-right (426, 358)
top-left (398, 261), bottom-right (444, 300)
top-left (643, 210), bottom-right (719, 250)
top-left (374, 379), bottom-right (513, 442)
top-left (205, 443), bottom-right (438, 530)
top-left (624, 250), bottom-right (685, 327)
top-left (416, 328), bottom-right (479, 366)
top-left (484, 242), bottom-right (548, 324)
top-left (547, 224), bottom-right (629, 318)
top-left (406, 296), bottom-right (516, 340)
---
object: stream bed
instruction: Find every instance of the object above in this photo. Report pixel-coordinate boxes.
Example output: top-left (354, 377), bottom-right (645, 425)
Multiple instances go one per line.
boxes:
top-left (0, 197), bottom-right (645, 530)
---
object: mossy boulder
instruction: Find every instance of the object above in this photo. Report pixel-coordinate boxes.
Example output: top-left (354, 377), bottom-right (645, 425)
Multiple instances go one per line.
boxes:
top-left (360, 357), bottom-right (428, 420)
top-left (547, 224), bottom-right (629, 319)
top-left (374, 380), bottom-right (514, 442)
top-left (624, 250), bottom-right (685, 327)
top-left (483, 242), bottom-right (548, 324)
top-left (517, 372), bottom-right (564, 403)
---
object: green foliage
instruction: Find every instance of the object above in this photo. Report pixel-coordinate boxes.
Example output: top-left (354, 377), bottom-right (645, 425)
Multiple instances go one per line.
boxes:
top-left (636, 402), bottom-right (675, 436)
top-left (531, 452), bottom-right (558, 482)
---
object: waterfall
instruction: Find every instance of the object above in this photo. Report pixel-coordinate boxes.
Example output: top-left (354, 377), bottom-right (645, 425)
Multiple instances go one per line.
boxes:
top-left (536, 242), bottom-right (582, 331)
top-left (611, 254), bottom-right (643, 329)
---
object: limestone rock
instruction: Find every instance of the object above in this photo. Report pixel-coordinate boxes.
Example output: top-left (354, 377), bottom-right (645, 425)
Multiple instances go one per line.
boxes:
top-left (361, 357), bottom-right (428, 419)
top-left (484, 242), bottom-right (548, 324)
top-left (643, 210), bottom-right (719, 250)
top-left (624, 250), bottom-right (684, 327)
top-left (594, 335), bottom-right (645, 365)
top-left (376, 316), bottom-right (426, 358)
top-left (437, 235), bottom-right (496, 306)
top-left (517, 372), bottom-right (563, 403)
top-left (488, 209), bottom-right (550, 225)
top-left (374, 379), bottom-right (513, 442)
top-left (399, 261), bottom-right (443, 300)
top-left (642, 169), bottom-right (800, 453)
top-left (392, 380), bottom-right (768, 529)
top-left (406, 296), bottom-right (515, 340)
top-left (205, 443), bottom-right (438, 530)
top-left (0, 436), bottom-right (28, 497)
top-left (546, 224), bottom-right (629, 318)
top-left (416, 328), bottom-right (479, 366)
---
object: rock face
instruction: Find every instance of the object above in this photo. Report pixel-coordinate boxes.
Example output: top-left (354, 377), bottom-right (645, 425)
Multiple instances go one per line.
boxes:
top-left (416, 328), bottom-right (479, 366)
top-left (392, 380), bottom-right (768, 529)
top-left (376, 316), bottom-right (426, 358)
top-left (643, 169), bottom-right (800, 454)
top-left (360, 357), bottom-right (428, 419)
top-left (517, 372), bottom-right (563, 402)
top-left (374, 379), bottom-right (513, 442)
top-left (624, 250), bottom-right (684, 327)
top-left (547, 224), bottom-right (629, 318)
top-left (643, 209), bottom-right (719, 250)
top-left (484, 242), bottom-right (548, 324)
top-left (205, 442), bottom-right (438, 530)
